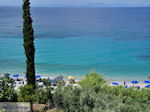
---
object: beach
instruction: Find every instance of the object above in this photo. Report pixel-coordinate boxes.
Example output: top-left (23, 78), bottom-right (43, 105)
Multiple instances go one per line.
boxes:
top-left (1, 72), bottom-right (149, 90)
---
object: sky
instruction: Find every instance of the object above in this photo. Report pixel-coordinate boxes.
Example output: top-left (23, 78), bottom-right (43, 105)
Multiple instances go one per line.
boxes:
top-left (0, 0), bottom-right (150, 7)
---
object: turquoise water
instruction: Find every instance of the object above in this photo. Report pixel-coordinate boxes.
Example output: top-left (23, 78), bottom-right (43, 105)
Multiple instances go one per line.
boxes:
top-left (0, 7), bottom-right (150, 80)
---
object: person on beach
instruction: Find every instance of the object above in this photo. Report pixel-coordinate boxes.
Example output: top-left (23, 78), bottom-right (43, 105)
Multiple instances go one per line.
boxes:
top-left (124, 81), bottom-right (128, 88)
top-left (124, 81), bottom-right (126, 86)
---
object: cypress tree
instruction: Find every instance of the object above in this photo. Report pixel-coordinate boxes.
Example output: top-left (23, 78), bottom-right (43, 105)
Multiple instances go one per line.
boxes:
top-left (23, 0), bottom-right (36, 87)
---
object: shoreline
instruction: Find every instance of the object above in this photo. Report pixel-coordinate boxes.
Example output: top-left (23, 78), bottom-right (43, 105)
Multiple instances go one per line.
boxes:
top-left (1, 72), bottom-right (149, 81)
top-left (1, 72), bottom-right (149, 88)
top-left (1, 73), bottom-right (150, 89)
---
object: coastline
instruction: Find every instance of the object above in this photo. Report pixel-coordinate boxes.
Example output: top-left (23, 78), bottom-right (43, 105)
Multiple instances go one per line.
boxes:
top-left (1, 72), bottom-right (149, 81)
top-left (1, 72), bottom-right (149, 88)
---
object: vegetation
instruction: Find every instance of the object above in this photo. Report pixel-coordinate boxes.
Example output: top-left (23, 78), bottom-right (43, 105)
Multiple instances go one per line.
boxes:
top-left (37, 79), bottom-right (53, 104)
top-left (18, 85), bottom-right (37, 111)
top-left (53, 72), bottom-right (150, 112)
top-left (18, 84), bottom-right (53, 104)
top-left (23, 0), bottom-right (36, 87)
top-left (18, 85), bottom-right (37, 102)
top-left (78, 72), bottom-right (106, 92)
top-left (41, 78), bottom-right (51, 87)
top-left (0, 75), bottom-right (17, 102)
top-left (1, 72), bottom-right (150, 112)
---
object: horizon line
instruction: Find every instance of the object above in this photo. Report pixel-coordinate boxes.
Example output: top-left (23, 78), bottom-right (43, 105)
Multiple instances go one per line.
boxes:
top-left (0, 5), bottom-right (150, 8)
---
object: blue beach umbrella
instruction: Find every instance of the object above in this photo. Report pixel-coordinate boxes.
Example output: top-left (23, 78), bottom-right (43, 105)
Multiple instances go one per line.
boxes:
top-left (144, 81), bottom-right (150, 84)
top-left (145, 85), bottom-right (150, 88)
top-left (50, 80), bottom-right (55, 84)
top-left (131, 81), bottom-right (139, 84)
top-left (112, 82), bottom-right (119, 85)
top-left (55, 76), bottom-right (63, 80)
top-left (55, 77), bottom-right (62, 80)
top-left (36, 75), bottom-right (41, 78)
top-left (13, 74), bottom-right (19, 78)
top-left (35, 75), bottom-right (41, 82)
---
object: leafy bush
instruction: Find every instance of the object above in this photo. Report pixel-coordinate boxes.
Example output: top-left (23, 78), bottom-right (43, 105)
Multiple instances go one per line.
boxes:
top-left (52, 72), bottom-right (150, 112)
top-left (41, 78), bottom-right (51, 87)
top-left (0, 76), bottom-right (17, 102)
top-left (36, 87), bottom-right (53, 104)
top-left (53, 86), bottom-right (63, 108)
top-left (78, 72), bottom-right (106, 92)
top-left (18, 84), bottom-right (53, 105)
top-left (79, 90), bottom-right (96, 112)
top-left (18, 85), bottom-right (37, 102)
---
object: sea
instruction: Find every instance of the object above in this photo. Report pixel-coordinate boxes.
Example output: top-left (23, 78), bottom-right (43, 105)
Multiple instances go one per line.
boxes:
top-left (0, 7), bottom-right (150, 80)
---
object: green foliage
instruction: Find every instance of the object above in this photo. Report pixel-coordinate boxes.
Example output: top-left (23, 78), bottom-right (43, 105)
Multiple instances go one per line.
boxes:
top-left (36, 87), bottom-right (53, 104)
top-left (79, 90), bottom-right (96, 112)
top-left (78, 72), bottom-right (106, 92)
top-left (62, 86), bottom-right (81, 112)
top-left (2, 73), bottom-right (15, 84)
top-left (53, 87), bottom-right (63, 107)
top-left (0, 109), bottom-right (6, 112)
top-left (41, 78), bottom-right (51, 87)
top-left (53, 86), bottom-right (81, 112)
top-left (36, 79), bottom-right (53, 104)
top-left (18, 85), bottom-right (37, 102)
top-left (19, 84), bottom-right (53, 105)
top-left (51, 108), bottom-right (65, 112)
top-left (0, 76), bottom-right (17, 102)
top-left (3, 73), bottom-right (10, 79)
top-left (23, 0), bottom-right (36, 87)
top-left (53, 72), bottom-right (150, 112)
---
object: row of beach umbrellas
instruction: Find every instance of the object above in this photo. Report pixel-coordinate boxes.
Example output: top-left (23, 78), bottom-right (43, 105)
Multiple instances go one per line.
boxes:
top-left (1, 74), bottom-right (150, 83)
top-left (0, 73), bottom-right (40, 79)
top-left (1, 74), bottom-right (75, 79)
top-left (1, 73), bottom-right (75, 84)
top-left (112, 80), bottom-right (150, 85)
top-left (0, 73), bottom-right (20, 78)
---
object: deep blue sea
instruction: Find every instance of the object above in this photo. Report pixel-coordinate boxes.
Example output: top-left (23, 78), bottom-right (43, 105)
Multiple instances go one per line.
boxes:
top-left (0, 7), bottom-right (150, 80)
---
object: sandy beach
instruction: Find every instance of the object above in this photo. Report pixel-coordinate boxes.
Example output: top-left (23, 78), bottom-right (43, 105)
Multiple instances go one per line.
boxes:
top-left (2, 72), bottom-right (148, 89)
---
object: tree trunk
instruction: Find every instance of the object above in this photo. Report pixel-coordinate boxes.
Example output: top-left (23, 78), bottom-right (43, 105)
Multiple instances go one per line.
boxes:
top-left (30, 101), bottom-right (33, 112)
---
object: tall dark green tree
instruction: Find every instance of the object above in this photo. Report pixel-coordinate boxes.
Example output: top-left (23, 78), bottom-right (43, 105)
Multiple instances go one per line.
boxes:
top-left (23, 0), bottom-right (36, 87)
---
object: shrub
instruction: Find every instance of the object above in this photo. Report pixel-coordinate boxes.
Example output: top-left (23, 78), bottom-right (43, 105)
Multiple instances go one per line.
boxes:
top-left (36, 87), bottom-right (53, 104)
top-left (79, 90), bottom-right (96, 112)
top-left (53, 87), bottom-right (63, 108)
top-left (62, 86), bottom-right (81, 112)
top-left (52, 72), bottom-right (150, 112)
top-left (78, 72), bottom-right (106, 92)
top-left (53, 86), bottom-right (81, 112)
top-left (41, 78), bottom-right (51, 87)
top-left (18, 85), bottom-right (37, 102)
top-left (0, 78), bottom-right (17, 102)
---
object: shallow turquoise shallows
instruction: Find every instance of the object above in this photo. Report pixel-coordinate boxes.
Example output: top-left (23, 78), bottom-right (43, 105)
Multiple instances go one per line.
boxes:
top-left (0, 7), bottom-right (150, 80)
